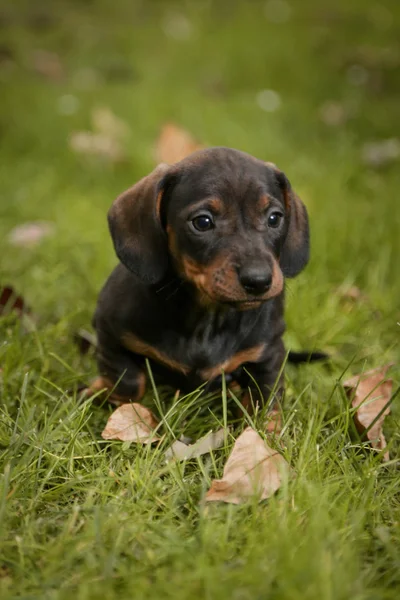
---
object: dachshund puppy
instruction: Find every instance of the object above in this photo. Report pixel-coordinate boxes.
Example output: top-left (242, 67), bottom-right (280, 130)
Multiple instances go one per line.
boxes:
top-left (91, 147), bottom-right (310, 411)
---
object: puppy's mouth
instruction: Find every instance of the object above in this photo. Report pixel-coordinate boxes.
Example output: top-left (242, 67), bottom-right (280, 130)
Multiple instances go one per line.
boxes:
top-left (199, 289), bottom-right (265, 310)
top-left (226, 299), bottom-right (264, 309)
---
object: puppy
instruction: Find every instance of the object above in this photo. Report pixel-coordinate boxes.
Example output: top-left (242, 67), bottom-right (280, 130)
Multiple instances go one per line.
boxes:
top-left (91, 147), bottom-right (310, 411)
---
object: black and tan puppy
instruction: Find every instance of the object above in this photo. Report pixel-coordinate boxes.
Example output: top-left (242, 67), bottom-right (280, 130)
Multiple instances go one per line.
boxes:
top-left (91, 147), bottom-right (310, 411)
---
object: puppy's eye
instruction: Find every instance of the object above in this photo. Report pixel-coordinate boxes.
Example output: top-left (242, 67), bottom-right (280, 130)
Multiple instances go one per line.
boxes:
top-left (267, 211), bottom-right (283, 229)
top-left (191, 215), bottom-right (214, 232)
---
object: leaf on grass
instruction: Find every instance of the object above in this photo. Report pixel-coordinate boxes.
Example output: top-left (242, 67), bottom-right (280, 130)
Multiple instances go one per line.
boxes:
top-left (154, 123), bottom-right (203, 164)
top-left (344, 365), bottom-right (394, 461)
top-left (205, 427), bottom-right (290, 504)
top-left (8, 221), bottom-right (55, 247)
top-left (0, 286), bottom-right (28, 317)
top-left (101, 403), bottom-right (160, 443)
top-left (165, 428), bottom-right (225, 461)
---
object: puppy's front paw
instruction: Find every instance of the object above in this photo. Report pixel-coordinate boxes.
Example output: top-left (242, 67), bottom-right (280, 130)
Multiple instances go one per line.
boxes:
top-left (80, 377), bottom-right (130, 406)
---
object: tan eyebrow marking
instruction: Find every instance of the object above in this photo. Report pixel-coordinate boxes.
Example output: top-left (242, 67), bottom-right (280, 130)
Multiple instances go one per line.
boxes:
top-left (208, 197), bottom-right (224, 213)
top-left (182, 196), bottom-right (224, 218)
top-left (258, 194), bottom-right (271, 211)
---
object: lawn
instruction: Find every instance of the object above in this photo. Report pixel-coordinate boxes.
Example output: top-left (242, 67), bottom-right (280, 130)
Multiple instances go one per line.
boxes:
top-left (0, 0), bottom-right (399, 598)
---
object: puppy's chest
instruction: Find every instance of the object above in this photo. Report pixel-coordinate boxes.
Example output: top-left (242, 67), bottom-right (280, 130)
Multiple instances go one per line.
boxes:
top-left (123, 310), bottom-right (268, 380)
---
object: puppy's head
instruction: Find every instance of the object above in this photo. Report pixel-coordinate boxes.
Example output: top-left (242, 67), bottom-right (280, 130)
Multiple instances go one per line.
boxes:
top-left (108, 148), bottom-right (309, 308)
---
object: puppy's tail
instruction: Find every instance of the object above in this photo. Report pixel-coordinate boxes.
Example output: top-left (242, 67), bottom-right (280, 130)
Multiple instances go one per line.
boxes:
top-left (287, 350), bottom-right (328, 364)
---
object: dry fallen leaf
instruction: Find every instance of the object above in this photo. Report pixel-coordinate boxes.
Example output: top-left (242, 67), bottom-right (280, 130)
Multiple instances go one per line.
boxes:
top-left (205, 427), bottom-right (290, 504)
top-left (165, 429), bottom-right (225, 461)
top-left (101, 403), bottom-right (160, 443)
top-left (154, 123), bottom-right (203, 164)
top-left (344, 365), bottom-right (394, 461)
top-left (8, 221), bottom-right (54, 247)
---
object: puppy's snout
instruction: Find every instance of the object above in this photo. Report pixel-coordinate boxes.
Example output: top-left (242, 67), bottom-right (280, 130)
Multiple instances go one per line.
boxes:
top-left (238, 263), bottom-right (272, 295)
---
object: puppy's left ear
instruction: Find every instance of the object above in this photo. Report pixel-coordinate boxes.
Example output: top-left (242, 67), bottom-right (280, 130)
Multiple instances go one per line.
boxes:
top-left (271, 166), bottom-right (310, 278)
top-left (108, 163), bottom-right (175, 284)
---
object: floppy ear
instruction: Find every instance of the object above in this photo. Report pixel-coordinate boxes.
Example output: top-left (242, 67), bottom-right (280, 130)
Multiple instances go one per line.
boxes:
top-left (272, 167), bottom-right (310, 278)
top-left (108, 163), bottom-right (173, 284)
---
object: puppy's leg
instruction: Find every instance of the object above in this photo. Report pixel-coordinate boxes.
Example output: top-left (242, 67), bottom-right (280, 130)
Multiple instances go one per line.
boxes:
top-left (87, 337), bottom-right (146, 405)
top-left (238, 339), bottom-right (285, 416)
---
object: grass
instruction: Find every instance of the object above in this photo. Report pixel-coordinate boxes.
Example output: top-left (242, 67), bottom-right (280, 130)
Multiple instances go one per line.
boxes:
top-left (0, 0), bottom-right (399, 598)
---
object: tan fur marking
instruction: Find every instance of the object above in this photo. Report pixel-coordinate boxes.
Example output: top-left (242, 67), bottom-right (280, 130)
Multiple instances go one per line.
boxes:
top-left (181, 254), bottom-right (235, 299)
top-left (86, 376), bottom-right (114, 394)
top-left (166, 225), bottom-right (179, 262)
top-left (155, 190), bottom-right (164, 222)
top-left (122, 333), bottom-right (190, 375)
top-left (258, 194), bottom-right (271, 211)
top-left (201, 344), bottom-right (265, 380)
top-left (289, 193), bottom-right (307, 245)
top-left (208, 197), bottom-right (224, 213)
top-left (136, 371), bottom-right (147, 400)
top-left (267, 259), bottom-right (284, 299)
top-left (181, 256), bottom-right (207, 287)
top-left (181, 254), bottom-right (283, 306)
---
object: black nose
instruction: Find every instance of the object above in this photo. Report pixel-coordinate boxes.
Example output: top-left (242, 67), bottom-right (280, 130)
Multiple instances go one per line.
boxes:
top-left (239, 265), bottom-right (272, 295)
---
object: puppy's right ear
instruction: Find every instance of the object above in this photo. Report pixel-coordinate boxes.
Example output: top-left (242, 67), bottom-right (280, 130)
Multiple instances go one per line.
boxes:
top-left (108, 163), bottom-right (174, 284)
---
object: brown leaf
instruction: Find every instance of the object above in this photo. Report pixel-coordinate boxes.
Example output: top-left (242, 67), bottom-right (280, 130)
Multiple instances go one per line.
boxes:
top-left (344, 365), bottom-right (394, 461)
top-left (0, 286), bottom-right (28, 316)
top-left (101, 403), bottom-right (160, 443)
top-left (205, 427), bottom-right (290, 504)
top-left (165, 429), bottom-right (225, 461)
top-left (154, 123), bottom-right (203, 164)
top-left (8, 221), bottom-right (54, 247)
